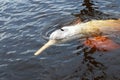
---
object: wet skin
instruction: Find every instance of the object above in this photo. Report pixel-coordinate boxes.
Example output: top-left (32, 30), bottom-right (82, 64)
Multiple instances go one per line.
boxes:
top-left (34, 19), bottom-right (120, 56)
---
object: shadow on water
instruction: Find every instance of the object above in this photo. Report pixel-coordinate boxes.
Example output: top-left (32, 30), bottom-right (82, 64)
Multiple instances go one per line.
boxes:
top-left (63, 45), bottom-right (120, 80)
top-left (72, 0), bottom-right (117, 21)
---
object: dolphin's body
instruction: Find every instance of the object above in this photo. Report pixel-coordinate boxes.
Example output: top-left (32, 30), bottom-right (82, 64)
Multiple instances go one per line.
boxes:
top-left (34, 19), bottom-right (120, 55)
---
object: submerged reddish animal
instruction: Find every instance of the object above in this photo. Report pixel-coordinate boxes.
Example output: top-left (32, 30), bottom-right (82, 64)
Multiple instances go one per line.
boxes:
top-left (84, 36), bottom-right (120, 51)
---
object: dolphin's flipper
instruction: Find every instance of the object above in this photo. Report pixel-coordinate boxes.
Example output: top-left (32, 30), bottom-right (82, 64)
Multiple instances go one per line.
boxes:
top-left (83, 36), bottom-right (120, 51)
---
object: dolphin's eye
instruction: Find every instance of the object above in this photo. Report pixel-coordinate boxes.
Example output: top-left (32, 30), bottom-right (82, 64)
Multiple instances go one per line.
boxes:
top-left (60, 28), bottom-right (64, 31)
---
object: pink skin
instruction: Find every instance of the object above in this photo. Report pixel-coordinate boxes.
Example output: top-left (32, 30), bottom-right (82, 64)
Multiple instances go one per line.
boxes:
top-left (84, 36), bottom-right (120, 51)
top-left (34, 19), bottom-right (120, 55)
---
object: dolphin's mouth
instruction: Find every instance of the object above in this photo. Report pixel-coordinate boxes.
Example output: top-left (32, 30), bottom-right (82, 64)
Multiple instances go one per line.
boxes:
top-left (34, 40), bottom-right (57, 56)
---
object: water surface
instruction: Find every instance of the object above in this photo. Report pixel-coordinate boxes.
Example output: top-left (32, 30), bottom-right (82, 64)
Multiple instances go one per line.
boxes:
top-left (0, 0), bottom-right (120, 80)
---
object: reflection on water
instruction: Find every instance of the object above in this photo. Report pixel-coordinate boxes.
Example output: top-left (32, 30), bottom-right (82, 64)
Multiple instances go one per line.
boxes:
top-left (73, 0), bottom-right (116, 21)
top-left (63, 46), bottom-right (106, 80)
top-left (0, 0), bottom-right (120, 80)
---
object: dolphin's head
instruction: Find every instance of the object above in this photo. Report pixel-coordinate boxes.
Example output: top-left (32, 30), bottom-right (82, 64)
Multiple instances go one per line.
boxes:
top-left (50, 27), bottom-right (77, 40)
top-left (34, 25), bottom-right (81, 56)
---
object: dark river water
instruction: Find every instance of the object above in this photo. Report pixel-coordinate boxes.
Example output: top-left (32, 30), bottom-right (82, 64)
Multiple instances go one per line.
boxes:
top-left (0, 0), bottom-right (120, 80)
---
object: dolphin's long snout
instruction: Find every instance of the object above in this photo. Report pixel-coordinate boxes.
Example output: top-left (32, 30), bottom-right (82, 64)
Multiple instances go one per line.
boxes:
top-left (34, 40), bottom-right (57, 56)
